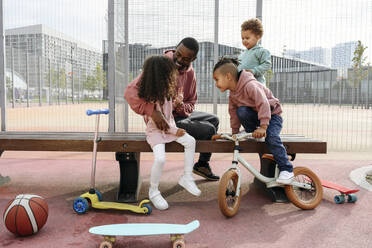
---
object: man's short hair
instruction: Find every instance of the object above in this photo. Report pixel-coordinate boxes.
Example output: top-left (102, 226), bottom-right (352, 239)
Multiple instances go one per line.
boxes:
top-left (177, 37), bottom-right (199, 55)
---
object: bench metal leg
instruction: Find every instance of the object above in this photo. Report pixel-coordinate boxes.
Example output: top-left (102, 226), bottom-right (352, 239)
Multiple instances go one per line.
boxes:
top-left (0, 150), bottom-right (11, 186)
top-left (253, 153), bottom-right (289, 203)
top-left (115, 152), bottom-right (141, 203)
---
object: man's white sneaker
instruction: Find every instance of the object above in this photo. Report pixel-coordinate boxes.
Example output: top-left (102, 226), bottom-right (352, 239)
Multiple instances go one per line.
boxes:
top-left (178, 175), bottom-right (201, 196)
top-left (276, 171), bottom-right (294, 184)
top-left (149, 189), bottom-right (168, 210)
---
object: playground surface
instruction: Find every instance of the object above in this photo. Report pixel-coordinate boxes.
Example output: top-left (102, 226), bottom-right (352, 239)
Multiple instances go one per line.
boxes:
top-left (0, 151), bottom-right (371, 248)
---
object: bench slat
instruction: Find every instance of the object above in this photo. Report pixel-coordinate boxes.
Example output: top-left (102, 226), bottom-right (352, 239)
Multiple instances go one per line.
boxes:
top-left (0, 132), bottom-right (326, 154)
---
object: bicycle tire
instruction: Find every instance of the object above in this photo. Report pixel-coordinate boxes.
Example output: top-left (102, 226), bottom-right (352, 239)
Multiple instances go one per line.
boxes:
top-left (285, 167), bottom-right (323, 210)
top-left (218, 169), bottom-right (241, 217)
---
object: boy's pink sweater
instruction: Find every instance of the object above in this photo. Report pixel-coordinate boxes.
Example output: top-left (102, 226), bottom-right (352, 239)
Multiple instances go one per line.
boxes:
top-left (229, 70), bottom-right (282, 134)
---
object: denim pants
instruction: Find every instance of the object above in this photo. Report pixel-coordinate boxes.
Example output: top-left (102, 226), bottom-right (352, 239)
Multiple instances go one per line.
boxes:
top-left (236, 106), bottom-right (293, 172)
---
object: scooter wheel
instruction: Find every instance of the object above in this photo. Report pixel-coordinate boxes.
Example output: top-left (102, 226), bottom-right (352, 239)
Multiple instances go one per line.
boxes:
top-left (95, 190), bottom-right (103, 201)
top-left (73, 197), bottom-right (89, 214)
top-left (143, 204), bottom-right (152, 215)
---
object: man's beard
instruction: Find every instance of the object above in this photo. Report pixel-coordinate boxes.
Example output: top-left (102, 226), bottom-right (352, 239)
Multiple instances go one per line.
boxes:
top-left (174, 57), bottom-right (187, 71)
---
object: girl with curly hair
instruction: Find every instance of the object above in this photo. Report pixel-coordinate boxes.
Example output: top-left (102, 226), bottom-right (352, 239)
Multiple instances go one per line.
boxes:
top-left (136, 55), bottom-right (201, 210)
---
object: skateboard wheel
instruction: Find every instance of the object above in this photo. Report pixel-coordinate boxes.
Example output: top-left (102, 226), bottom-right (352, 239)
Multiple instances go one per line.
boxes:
top-left (334, 195), bottom-right (345, 204)
top-left (143, 203), bottom-right (152, 215)
top-left (347, 194), bottom-right (357, 203)
top-left (99, 241), bottom-right (113, 248)
top-left (173, 239), bottom-right (185, 248)
top-left (73, 197), bottom-right (89, 214)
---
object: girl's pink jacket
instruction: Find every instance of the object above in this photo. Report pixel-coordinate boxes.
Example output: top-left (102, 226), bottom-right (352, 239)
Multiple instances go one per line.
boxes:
top-left (143, 99), bottom-right (179, 148)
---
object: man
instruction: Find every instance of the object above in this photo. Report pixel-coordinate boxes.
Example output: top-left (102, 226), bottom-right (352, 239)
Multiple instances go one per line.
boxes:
top-left (124, 37), bottom-right (219, 181)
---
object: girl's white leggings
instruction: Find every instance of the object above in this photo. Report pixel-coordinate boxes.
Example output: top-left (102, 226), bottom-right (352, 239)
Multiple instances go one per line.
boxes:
top-left (150, 133), bottom-right (196, 189)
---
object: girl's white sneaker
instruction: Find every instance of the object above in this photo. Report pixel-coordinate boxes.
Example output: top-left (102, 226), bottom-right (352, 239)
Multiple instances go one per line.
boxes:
top-left (149, 189), bottom-right (168, 210)
top-left (178, 175), bottom-right (201, 196)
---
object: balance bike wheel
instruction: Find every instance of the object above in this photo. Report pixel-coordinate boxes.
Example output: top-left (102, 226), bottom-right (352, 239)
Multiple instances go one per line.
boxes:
top-left (218, 169), bottom-right (241, 217)
top-left (285, 167), bottom-right (323, 210)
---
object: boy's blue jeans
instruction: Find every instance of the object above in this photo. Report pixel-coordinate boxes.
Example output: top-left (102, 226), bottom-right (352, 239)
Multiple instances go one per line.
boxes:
top-left (236, 106), bottom-right (293, 172)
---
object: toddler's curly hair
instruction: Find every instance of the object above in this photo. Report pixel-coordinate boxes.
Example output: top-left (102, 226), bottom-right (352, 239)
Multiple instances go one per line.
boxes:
top-left (241, 18), bottom-right (264, 37)
top-left (138, 55), bottom-right (177, 105)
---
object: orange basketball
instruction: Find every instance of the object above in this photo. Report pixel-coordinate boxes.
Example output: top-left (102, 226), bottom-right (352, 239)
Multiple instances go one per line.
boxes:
top-left (3, 194), bottom-right (48, 236)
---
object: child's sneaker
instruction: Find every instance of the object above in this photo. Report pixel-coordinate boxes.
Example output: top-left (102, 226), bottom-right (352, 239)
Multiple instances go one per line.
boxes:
top-left (178, 175), bottom-right (201, 196)
top-left (276, 171), bottom-right (294, 184)
top-left (149, 189), bottom-right (168, 210)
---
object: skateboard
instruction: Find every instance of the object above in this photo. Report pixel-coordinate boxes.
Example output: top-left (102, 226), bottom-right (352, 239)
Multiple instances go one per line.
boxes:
top-left (89, 220), bottom-right (200, 248)
top-left (320, 179), bottom-right (359, 204)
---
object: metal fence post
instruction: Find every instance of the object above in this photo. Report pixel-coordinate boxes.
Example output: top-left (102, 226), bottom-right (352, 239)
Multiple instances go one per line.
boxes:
top-left (11, 46), bottom-right (14, 108)
top-left (48, 59), bottom-right (51, 105)
top-left (38, 56), bottom-right (42, 106)
top-left (0, 0), bottom-right (5, 130)
top-left (26, 52), bottom-right (30, 107)
top-left (213, 0), bottom-right (219, 115)
top-left (123, 0), bottom-right (129, 133)
top-left (108, 0), bottom-right (116, 132)
top-left (57, 64), bottom-right (60, 104)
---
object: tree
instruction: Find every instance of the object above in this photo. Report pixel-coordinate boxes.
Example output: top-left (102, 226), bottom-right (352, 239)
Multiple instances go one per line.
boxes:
top-left (44, 68), bottom-right (59, 102)
top-left (82, 75), bottom-right (97, 98)
top-left (82, 63), bottom-right (107, 100)
top-left (59, 68), bottom-right (66, 90)
top-left (265, 69), bottom-right (274, 89)
top-left (349, 40), bottom-right (369, 108)
top-left (94, 63), bottom-right (107, 99)
top-left (6, 76), bottom-right (12, 101)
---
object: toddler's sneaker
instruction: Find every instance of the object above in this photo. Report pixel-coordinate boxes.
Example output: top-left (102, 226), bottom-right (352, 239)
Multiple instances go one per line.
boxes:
top-left (149, 189), bottom-right (168, 210)
top-left (276, 171), bottom-right (294, 184)
top-left (178, 175), bottom-right (201, 196)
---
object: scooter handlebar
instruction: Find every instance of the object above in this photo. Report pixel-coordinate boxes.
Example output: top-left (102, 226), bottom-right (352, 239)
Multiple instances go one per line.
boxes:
top-left (86, 109), bottom-right (110, 116)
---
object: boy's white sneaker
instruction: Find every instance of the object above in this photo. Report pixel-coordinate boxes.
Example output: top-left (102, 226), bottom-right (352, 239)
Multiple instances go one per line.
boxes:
top-left (149, 189), bottom-right (168, 210)
top-left (276, 171), bottom-right (294, 184)
top-left (178, 175), bottom-right (201, 196)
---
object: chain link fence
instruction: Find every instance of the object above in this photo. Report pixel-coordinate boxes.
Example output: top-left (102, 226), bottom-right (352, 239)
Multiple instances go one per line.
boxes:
top-left (1, 0), bottom-right (371, 151)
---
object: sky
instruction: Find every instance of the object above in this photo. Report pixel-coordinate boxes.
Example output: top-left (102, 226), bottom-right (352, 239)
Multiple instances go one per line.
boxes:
top-left (3, 0), bottom-right (372, 64)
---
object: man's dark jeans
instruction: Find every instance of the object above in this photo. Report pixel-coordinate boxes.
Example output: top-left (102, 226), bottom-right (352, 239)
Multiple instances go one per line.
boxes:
top-left (236, 106), bottom-right (293, 172)
top-left (175, 111), bottom-right (219, 162)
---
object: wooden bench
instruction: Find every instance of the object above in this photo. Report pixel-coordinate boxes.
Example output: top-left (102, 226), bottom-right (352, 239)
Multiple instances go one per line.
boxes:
top-left (0, 132), bottom-right (327, 202)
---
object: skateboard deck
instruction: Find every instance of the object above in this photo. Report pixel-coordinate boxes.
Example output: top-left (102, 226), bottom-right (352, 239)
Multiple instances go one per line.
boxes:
top-left (320, 179), bottom-right (359, 204)
top-left (89, 220), bottom-right (200, 248)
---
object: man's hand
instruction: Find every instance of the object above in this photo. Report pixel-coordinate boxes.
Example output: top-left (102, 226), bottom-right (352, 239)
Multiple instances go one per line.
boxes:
top-left (176, 128), bottom-right (186, 137)
top-left (253, 125), bottom-right (267, 138)
top-left (151, 109), bottom-right (169, 131)
top-left (174, 95), bottom-right (183, 108)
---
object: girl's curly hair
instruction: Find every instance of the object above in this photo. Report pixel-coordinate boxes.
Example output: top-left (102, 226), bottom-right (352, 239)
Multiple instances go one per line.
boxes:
top-left (138, 55), bottom-right (177, 105)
